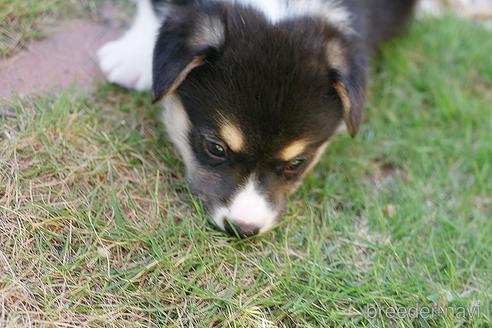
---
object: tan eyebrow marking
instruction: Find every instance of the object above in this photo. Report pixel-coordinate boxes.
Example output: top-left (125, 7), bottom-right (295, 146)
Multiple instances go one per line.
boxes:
top-left (220, 121), bottom-right (245, 153)
top-left (280, 140), bottom-right (309, 161)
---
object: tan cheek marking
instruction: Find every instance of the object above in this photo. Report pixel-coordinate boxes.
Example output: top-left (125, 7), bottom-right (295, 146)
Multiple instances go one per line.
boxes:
top-left (280, 140), bottom-right (308, 162)
top-left (304, 141), bottom-right (331, 176)
top-left (286, 141), bottom-right (331, 194)
top-left (220, 123), bottom-right (245, 153)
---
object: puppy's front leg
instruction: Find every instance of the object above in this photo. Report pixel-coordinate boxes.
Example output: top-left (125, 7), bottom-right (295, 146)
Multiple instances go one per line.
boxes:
top-left (98, 0), bottom-right (161, 91)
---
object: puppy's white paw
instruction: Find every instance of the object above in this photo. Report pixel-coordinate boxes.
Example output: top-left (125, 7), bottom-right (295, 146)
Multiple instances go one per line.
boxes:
top-left (97, 0), bottom-right (160, 91)
top-left (97, 35), bottom-right (154, 91)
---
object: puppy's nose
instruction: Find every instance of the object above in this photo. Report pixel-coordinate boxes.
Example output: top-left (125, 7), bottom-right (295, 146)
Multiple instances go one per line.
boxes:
top-left (224, 220), bottom-right (260, 238)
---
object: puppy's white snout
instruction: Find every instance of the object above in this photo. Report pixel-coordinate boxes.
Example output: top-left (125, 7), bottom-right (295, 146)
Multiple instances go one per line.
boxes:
top-left (212, 176), bottom-right (278, 234)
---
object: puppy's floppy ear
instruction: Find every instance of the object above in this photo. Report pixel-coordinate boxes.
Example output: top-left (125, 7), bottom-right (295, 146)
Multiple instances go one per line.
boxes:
top-left (327, 39), bottom-right (367, 137)
top-left (152, 5), bottom-right (225, 102)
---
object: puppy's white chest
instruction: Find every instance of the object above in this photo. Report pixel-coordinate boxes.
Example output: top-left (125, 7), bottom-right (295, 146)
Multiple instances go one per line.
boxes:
top-left (223, 0), bottom-right (351, 32)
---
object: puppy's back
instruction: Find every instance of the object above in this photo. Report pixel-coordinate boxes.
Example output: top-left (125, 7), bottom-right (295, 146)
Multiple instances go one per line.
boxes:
top-left (346, 0), bottom-right (418, 50)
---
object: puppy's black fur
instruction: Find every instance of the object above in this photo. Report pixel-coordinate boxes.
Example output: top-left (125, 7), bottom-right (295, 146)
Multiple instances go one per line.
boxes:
top-left (149, 0), bottom-right (417, 235)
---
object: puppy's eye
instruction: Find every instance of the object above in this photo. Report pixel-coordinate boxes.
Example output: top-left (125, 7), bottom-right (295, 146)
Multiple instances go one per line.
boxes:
top-left (204, 139), bottom-right (227, 160)
top-left (285, 157), bottom-right (306, 173)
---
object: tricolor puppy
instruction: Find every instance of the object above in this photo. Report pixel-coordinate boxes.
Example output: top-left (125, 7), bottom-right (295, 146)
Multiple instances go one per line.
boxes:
top-left (98, 0), bottom-right (417, 237)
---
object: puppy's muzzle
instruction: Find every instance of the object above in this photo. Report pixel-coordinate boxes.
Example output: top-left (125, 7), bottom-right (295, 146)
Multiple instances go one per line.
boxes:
top-left (224, 220), bottom-right (260, 238)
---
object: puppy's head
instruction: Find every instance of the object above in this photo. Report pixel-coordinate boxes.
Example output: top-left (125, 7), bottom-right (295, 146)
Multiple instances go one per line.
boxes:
top-left (153, 2), bottom-right (366, 236)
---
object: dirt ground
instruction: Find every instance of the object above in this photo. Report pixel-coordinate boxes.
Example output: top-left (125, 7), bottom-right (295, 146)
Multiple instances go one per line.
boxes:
top-left (0, 20), bottom-right (118, 98)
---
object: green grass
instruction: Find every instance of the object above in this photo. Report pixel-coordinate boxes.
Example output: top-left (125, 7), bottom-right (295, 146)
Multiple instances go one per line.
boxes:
top-left (0, 0), bottom-right (127, 58)
top-left (1, 16), bottom-right (491, 327)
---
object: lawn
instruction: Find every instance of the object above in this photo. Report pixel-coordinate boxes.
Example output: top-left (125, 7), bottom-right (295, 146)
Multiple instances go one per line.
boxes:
top-left (1, 6), bottom-right (491, 328)
top-left (0, 0), bottom-right (129, 58)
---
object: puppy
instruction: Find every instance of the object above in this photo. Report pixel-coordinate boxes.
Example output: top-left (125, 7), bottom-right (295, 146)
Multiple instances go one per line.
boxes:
top-left (98, 0), bottom-right (417, 237)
